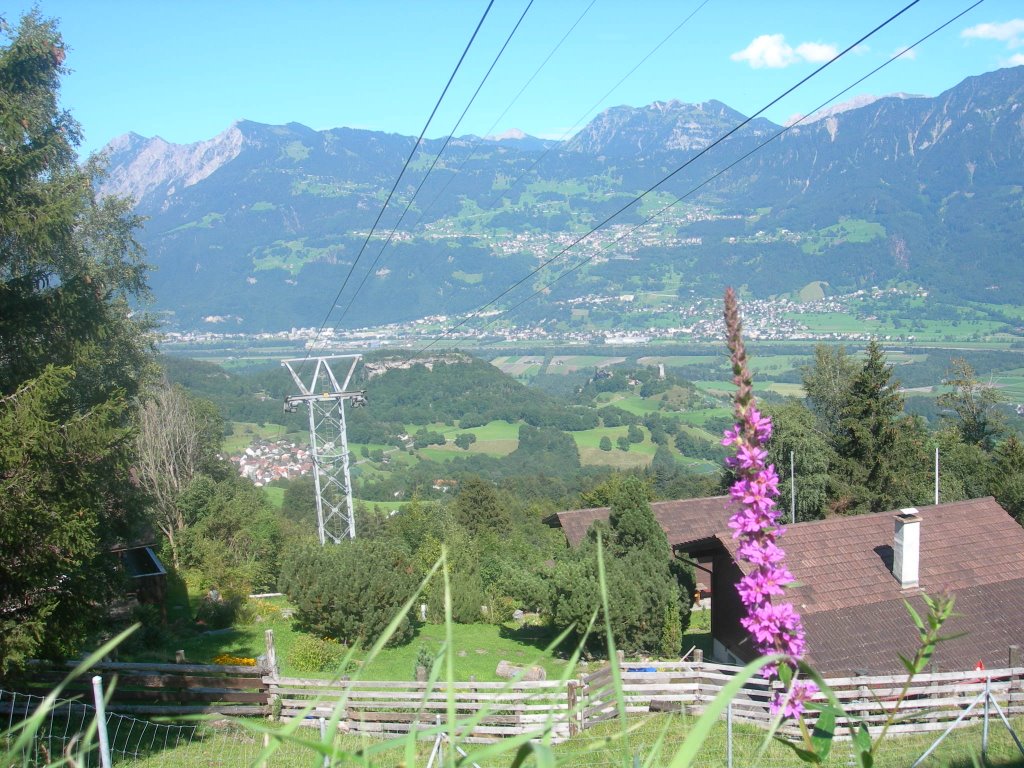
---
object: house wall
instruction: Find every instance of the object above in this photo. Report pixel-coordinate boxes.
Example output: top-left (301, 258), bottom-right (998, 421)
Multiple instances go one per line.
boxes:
top-left (710, 552), bottom-right (754, 664)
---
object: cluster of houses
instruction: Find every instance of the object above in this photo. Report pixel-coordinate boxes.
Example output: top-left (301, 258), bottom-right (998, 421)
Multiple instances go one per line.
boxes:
top-left (551, 496), bottom-right (1024, 676)
top-left (231, 439), bottom-right (313, 486)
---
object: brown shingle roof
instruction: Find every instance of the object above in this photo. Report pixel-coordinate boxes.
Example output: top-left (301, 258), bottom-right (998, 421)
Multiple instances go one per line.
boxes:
top-left (718, 497), bottom-right (1024, 675)
top-left (556, 496), bottom-right (732, 550)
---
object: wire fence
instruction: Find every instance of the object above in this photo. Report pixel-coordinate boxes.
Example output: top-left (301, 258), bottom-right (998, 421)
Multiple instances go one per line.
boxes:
top-left (5, 682), bottom-right (1024, 768)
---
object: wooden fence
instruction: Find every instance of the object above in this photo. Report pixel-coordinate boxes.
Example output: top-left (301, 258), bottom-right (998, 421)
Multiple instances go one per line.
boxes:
top-left (15, 640), bottom-right (1024, 745)
top-left (267, 676), bottom-right (574, 743)
top-left (578, 657), bottom-right (1024, 739)
top-left (17, 660), bottom-right (269, 718)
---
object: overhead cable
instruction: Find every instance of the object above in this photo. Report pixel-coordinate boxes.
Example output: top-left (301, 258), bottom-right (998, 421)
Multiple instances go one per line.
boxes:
top-left (305, 0), bottom-right (497, 357)
top-left (417, 0), bottom-right (927, 350)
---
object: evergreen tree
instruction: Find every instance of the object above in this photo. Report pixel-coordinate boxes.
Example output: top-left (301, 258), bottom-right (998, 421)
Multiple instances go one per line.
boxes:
top-left (0, 13), bottom-right (153, 672)
top-left (280, 540), bottom-right (417, 647)
top-left (833, 340), bottom-right (907, 513)
top-left (548, 476), bottom-right (687, 656)
top-left (992, 435), bottom-right (1024, 524)
top-left (452, 475), bottom-right (509, 538)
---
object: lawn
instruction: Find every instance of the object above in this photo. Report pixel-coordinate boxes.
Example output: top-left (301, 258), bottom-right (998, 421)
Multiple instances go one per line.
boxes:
top-left (222, 421), bottom-right (295, 454)
top-left (158, 595), bottom-right (572, 683)
top-left (548, 355), bottom-right (626, 374)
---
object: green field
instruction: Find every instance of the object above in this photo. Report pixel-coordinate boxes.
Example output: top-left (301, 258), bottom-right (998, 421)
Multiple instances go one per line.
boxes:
top-left (598, 394), bottom-right (663, 416)
top-left (548, 355), bottom-right (626, 374)
top-left (223, 422), bottom-right (294, 453)
top-left (490, 355), bottom-right (545, 378)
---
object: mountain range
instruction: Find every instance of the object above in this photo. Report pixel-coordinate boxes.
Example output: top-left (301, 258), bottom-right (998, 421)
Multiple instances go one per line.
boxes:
top-left (100, 66), bottom-right (1024, 332)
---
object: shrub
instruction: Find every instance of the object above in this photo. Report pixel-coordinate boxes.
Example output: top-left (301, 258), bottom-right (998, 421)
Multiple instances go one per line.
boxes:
top-left (280, 541), bottom-right (418, 646)
top-left (485, 591), bottom-right (518, 625)
top-left (289, 634), bottom-right (346, 674)
top-left (194, 594), bottom-right (248, 630)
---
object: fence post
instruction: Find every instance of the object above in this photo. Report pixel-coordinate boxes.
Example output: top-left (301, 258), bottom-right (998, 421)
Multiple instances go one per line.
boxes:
top-left (264, 629), bottom-right (280, 719)
top-left (1010, 645), bottom-right (1021, 695)
top-left (567, 681), bottom-right (579, 737)
top-left (265, 629), bottom-right (279, 678)
top-left (727, 700), bottom-right (733, 768)
top-left (982, 676), bottom-right (990, 760)
top-left (693, 649), bottom-right (703, 708)
top-left (319, 717), bottom-right (330, 768)
top-left (91, 675), bottom-right (112, 768)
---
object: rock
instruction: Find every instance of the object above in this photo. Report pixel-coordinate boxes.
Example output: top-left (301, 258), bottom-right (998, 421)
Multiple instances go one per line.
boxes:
top-left (495, 660), bottom-right (522, 679)
top-left (513, 609), bottom-right (525, 621)
top-left (524, 665), bottom-right (547, 681)
top-left (496, 661), bottom-right (546, 681)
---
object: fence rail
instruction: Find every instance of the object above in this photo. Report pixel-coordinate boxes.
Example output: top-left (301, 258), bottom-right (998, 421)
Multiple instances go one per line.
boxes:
top-left (13, 641), bottom-right (1024, 746)
top-left (18, 659), bottom-right (269, 718)
top-left (267, 675), bottom-right (573, 743)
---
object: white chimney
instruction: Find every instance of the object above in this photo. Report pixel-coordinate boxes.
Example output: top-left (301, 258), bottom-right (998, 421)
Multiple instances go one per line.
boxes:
top-left (893, 509), bottom-right (921, 589)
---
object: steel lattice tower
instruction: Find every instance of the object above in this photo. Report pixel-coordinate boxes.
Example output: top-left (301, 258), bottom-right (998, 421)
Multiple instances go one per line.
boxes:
top-left (282, 355), bottom-right (366, 544)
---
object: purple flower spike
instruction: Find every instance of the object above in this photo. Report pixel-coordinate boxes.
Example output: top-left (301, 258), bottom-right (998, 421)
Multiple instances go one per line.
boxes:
top-left (722, 287), bottom-right (812, 718)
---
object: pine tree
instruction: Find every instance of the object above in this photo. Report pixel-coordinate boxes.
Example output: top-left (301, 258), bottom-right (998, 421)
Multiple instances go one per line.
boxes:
top-left (0, 13), bottom-right (153, 673)
top-left (833, 340), bottom-right (907, 513)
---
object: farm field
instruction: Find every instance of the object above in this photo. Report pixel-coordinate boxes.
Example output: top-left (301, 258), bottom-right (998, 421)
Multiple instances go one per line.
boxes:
top-left (547, 355), bottom-right (626, 374)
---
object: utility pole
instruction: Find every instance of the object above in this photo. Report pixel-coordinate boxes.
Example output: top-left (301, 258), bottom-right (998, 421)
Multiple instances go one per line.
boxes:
top-left (282, 355), bottom-right (366, 544)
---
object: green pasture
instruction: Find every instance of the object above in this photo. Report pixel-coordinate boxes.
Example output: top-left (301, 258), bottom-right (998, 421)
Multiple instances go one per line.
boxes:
top-left (636, 355), bottom-right (722, 367)
top-left (784, 311), bottom-right (875, 334)
top-left (490, 355), bottom-right (545, 378)
top-left (676, 407), bottom-right (732, 427)
top-left (548, 355), bottom-right (626, 374)
top-left (223, 421), bottom-right (294, 453)
top-left (159, 595), bottom-right (570, 683)
top-left (598, 394), bottom-right (662, 416)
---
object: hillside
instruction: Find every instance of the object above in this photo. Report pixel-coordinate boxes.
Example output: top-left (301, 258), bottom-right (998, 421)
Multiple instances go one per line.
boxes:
top-left (102, 66), bottom-right (1024, 331)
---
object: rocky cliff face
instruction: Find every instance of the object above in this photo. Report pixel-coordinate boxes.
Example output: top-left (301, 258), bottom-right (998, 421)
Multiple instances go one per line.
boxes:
top-left (564, 99), bottom-right (778, 156)
top-left (100, 122), bottom-right (247, 207)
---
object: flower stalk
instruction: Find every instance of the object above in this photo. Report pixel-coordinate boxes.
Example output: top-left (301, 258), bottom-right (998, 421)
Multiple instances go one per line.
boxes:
top-left (721, 287), bottom-right (815, 717)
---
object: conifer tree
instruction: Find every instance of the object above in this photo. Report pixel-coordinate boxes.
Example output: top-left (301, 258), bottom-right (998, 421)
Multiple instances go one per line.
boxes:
top-left (0, 13), bottom-right (152, 672)
top-left (833, 340), bottom-right (907, 513)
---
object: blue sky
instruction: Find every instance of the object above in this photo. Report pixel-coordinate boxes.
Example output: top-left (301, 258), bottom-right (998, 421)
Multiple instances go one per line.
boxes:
top-left (17, 0), bottom-right (1024, 157)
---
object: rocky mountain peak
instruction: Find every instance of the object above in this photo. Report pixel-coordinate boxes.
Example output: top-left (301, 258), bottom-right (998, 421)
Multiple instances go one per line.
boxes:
top-left (99, 122), bottom-right (248, 206)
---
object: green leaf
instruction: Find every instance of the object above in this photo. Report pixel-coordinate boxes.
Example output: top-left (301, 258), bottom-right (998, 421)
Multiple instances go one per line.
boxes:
top-left (776, 741), bottom-right (823, 764)
top-left (852, 723), bottom-right (873, 759)
top-left (903, 599), bottom-right (926, 635)
top-left (810, 708), bottom-right (836, 760)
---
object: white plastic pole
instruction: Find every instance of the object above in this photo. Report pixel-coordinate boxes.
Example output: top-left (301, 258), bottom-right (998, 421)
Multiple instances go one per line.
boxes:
top-left (91, 675), bottom-right (112, 768)
top-left (934, 445), bottom-right (939, 505)
top-left (790, 451), bottom-right (795, 524)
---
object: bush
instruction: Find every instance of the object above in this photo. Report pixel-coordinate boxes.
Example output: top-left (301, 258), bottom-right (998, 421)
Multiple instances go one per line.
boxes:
top-left (194, 594), bottom-right (248, 630)
top-left (485, 591), bottom-right (518, 625)
top-left (280, 541), bottom-right (418, 646)
top-left (289, 634), bottom-right (347, 674)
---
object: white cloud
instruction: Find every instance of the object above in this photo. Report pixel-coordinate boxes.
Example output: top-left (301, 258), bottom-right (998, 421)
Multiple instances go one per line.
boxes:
top-left (892, 46), bottom-right (917, 61)
top-left (731, 34), bottom-right (838, 68)
top-left (795, 42), bottom-right (838, 63)
top-left (961, 19), bottom-right (1024, 48)
top-left (731, 34), bottom-right (798, 68)
top-left (1007, 53), bottom-right (1024, 66)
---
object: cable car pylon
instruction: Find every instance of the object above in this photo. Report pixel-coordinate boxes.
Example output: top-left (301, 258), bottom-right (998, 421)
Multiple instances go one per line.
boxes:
top-left (281, 355), bottom-right (366, 544)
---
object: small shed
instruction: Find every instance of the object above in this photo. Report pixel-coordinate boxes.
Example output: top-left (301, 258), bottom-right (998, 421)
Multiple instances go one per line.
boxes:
top-left (115, 545), bottom-right (168, 607)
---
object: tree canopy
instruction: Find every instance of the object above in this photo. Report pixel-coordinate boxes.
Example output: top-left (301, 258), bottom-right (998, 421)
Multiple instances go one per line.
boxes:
top-left (0, 12), bottom-right (153, 673)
